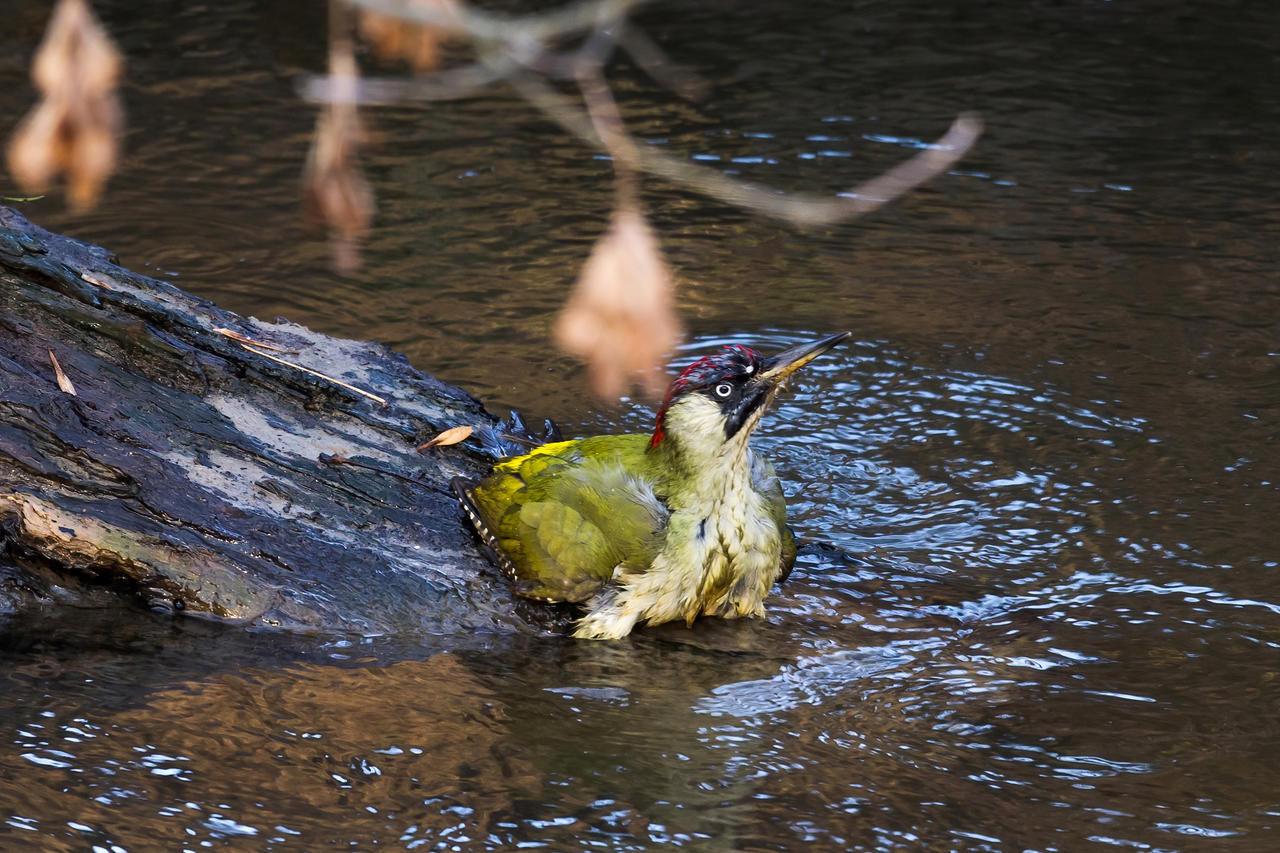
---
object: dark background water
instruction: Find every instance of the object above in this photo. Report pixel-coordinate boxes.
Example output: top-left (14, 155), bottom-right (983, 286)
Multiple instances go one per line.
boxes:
top-left (3, 0), bottom-right (1279, 849)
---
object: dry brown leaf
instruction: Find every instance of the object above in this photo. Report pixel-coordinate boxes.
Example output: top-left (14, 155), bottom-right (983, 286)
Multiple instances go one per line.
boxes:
top-left (358, 0), bottom-right (464, 73)
top-left (417, 425), bottom-right (473, 451)
top-left (302, 43), bottom-right (373, 273)
top-left (555, 205), bottom-right (682, 399)
top-left (48, 349), bottom-right (77, 395)
top-left (7, 0), bottom-right (123, 210)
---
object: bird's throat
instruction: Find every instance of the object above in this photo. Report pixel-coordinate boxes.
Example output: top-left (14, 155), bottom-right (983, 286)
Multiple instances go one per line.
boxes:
top-left (655, 393), bottom-right (762, 496)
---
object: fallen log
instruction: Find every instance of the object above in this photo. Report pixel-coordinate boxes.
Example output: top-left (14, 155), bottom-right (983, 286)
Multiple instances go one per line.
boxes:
top-left (0, 205), bottom-right (542, 635)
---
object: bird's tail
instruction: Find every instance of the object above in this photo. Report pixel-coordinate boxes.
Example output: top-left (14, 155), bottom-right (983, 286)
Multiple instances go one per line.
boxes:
top-left (451, 476), bottom-right (521, 583)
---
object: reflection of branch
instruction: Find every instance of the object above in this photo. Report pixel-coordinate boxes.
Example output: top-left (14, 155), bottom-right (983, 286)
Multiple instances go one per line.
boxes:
top-left (503, 66), bottom-right (982, 228)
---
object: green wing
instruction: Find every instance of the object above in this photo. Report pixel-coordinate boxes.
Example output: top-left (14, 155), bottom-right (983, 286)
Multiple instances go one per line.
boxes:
top-left (457, 435), bottom-right (669, 602)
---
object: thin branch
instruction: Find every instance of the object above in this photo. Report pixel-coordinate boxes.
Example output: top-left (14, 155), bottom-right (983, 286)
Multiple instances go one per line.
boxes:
top-left (300, 61), bottom-right (510, 104)
top-left (616, 24), bottom-right (707, 101)
top-left (315, 0), bottom-right (981, 228)
top-left (311, 0), bottom-right (983, 399)
top-left (320, 452), bottom-right (428, 484)
top-left (502, 65), bottom-right (983, 228)
top-left (302, 1), bottom-right (374, 272)
top-left (573, 32), bottom-right (640, 201)
top-left (213, 327), bottom-right (298, 353)
top-left (346, 0), bottom-right (648, 44)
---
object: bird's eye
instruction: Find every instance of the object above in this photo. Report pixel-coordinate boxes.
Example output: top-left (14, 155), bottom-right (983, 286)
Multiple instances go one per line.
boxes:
top-left (714, 383), bottom-right (733, 398)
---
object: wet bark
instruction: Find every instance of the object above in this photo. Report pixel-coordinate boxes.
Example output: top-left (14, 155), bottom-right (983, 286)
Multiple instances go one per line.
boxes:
top-left (0, 206), bottom-right (532, 635)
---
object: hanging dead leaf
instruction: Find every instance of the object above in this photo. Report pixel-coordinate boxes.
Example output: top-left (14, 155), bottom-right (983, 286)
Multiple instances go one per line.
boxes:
top-left (48, 349), bottom-right (77, 395)
top-left (555, 205), bottom-right (682, 399)
top-left (302, 42), bottom-right (373, 273)
top-left (417, 425), bottom-right (473, 451)
top-left (7, 0), bottom-right (123, 210)
top-left (358, 0), bottom-right (464, 73)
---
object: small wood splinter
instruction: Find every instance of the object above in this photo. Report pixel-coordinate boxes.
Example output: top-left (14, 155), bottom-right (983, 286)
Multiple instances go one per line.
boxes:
top-left (212, 327), bottom-right (296, 353)
top-left (237, 342), bottom-right (388, 406)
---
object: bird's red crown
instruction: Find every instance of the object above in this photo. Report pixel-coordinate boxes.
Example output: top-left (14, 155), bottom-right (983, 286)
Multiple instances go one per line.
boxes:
top-left (650, 344), bottom-right (765, 448)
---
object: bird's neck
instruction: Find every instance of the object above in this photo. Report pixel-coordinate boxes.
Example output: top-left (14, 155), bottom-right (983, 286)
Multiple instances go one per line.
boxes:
top-left (651, 401), bottom-right (760, 507)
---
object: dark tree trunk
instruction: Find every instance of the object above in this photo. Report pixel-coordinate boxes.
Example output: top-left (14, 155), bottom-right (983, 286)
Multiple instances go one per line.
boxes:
top-left (0, 206), bottom-right (532, 635)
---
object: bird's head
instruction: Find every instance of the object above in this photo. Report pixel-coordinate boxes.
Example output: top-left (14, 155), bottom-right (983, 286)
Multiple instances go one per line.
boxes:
top-left (649, 332), bottom-right (850, 456)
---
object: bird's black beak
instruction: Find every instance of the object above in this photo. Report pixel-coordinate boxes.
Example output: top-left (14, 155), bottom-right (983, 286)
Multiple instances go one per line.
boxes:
top-left (721, 332), bottom-right (851, 441)
top-left (760, 331), bottom-right (851, 386)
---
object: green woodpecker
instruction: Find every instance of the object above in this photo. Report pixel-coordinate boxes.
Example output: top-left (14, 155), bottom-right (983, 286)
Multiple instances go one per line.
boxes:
top-left (454, 332), bottom-right (850, 640)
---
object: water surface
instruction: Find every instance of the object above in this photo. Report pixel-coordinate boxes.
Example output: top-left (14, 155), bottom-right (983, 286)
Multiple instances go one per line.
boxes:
top-left (2, 0), bottom-right (1278, 849)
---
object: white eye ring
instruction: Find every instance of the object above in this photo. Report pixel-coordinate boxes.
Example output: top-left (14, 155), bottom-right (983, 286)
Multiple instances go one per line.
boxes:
top-left (714, 383), bottom-right (733, 398)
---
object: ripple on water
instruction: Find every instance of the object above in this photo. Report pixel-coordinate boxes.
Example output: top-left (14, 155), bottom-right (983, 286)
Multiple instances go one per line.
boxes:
top-left (3, 324), bottom-right (1275, 851)
top-left (545, 330), bottom-right (1280, 849)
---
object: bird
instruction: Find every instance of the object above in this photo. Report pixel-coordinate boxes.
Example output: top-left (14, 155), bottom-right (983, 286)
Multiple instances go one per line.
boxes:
top-left (453, 331), bottom-right (850, 640)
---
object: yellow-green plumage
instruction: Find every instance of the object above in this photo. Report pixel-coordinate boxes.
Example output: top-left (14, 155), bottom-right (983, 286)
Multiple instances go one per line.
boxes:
top-left (457, 430), bottom-right (794, 638)
top-left (464, 435), bottom-right (672, 603)
top-left (455, 332), bottom-right (847, 640)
